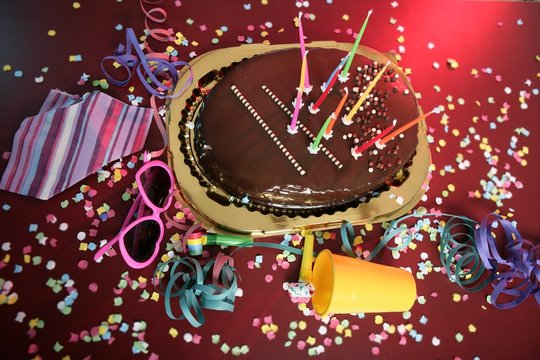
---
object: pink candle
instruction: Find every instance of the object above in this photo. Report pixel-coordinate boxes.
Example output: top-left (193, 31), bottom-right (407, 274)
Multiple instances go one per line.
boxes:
top-left (288, 52), bottom-right (308, 134)
top-left (308, 67), bottom-right (340, 114)
top-left (351, 122), bottom-right (395, 159)
top-left (297, 12), bottom-right (312, 94)
top-left (324, 88), bottom-right (348, 139)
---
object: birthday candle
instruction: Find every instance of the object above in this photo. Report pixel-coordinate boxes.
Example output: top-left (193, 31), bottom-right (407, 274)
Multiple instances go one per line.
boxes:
top-left (288, 52), bottom-right (308, 134)
top-left (343, 60), bottom-right (390, 125)
top-left (322, 53), bottom-right (350, 92)
top-left (297, 12), bottom-right (312, 94)
top-left (351, 121), bottom-right (395, 160)
top-left (308, 67), bottom-right (340, 114)
top-left (324, 88), bottom-right (349, 139)
top-left (339, 9), bottom-right (373, 82)
top-left (309, 114), bottom-right (333, 154)
top-left (379, 106), bottom-right (442, 145)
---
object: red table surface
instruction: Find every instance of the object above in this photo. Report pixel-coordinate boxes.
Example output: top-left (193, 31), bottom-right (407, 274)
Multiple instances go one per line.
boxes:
top-left (0, 0), bottom-right (539, 359)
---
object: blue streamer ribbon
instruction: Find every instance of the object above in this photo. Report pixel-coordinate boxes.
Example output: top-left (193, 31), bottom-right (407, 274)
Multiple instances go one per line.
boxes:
top-left (154, 253), bottom-right (238, 327)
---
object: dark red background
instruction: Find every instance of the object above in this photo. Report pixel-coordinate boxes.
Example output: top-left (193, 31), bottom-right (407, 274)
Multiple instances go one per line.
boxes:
top-left (0, 1), bottom-right (538, 359)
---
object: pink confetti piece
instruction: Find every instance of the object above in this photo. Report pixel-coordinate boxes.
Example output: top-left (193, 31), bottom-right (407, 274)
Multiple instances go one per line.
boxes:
top-left (88, 283), bottom-right (98, 292)
top-left (78, 260), bottom-right (88, 270)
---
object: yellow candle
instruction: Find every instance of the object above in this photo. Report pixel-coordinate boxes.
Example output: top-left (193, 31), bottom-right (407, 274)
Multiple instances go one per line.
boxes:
top-left (379, 106), bottom-right (441, 145)
top-left (343, 61), bottom-right (390, 124)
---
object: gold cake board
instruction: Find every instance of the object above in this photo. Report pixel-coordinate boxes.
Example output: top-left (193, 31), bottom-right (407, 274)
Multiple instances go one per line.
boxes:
top-left (166, 42), bottom-right (431, 237)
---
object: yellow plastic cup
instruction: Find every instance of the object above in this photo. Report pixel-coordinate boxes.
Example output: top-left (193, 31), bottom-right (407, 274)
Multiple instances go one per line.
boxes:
top-left (311, 249), bottom-right (416, 316)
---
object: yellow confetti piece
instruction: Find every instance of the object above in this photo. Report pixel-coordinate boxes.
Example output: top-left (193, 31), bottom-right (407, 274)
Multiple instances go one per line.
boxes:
top-left (452, 128), bottom-right (460, 137)
top-left (48, 30), bottom-right (56, 37)
top-left (322, 231), bottom-right (331, 240)
top-left (169, 327), bottom-right (179, 338)
top-left (298, 320), bottom-right (307, 330)
top-left (344, 328), bottom-right (352, 337)
top-left (98, 325), bottom-right (108, 335)
top-left (448, 184), bottom-right (455, 192)
top-left (79, 243), bottom-right (88, 251)
top-left (365, 223), bottom-right (373, 231)
top-left (468, 324), bottom-right (477, 333)
top-left (306, 336), bottom-right (316, 345)
top-left (397, 35), bottom-right (405, 43)
top-left (261, 0), bottom-right (268, 4)
top-left (151, 292), bottom-right (160, 301)
top-left (452, 293), bottom-right (461, 302)
top-left (342, 14), bottom-right (349, 21)
top-left (24, 254), bottom-right (31, 263)
top-left (73, 2), bottom-right (81, 9)
top-left (298, 303), bottom-right (307, 311)
top-left (336, 324), bottom-right (344, 334)
top-left (374, 315), bottom-right (384, 325)
top-left (138, 276), bottom-right (148, 283)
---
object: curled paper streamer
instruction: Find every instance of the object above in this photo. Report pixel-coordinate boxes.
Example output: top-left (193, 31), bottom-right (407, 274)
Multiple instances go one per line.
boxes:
top-left (154, 253), bottom-right (238, 327)
top-left (101, 27), bottom-right (193, 100)
top-left (340, 211), bottom-right (539, 309)
top-left (475, 213), bottom-right (539, 309)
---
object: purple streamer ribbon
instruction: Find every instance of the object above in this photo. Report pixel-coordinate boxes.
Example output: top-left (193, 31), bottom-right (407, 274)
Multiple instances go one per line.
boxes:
top-left (474, 213), bottom-right (539, 309)
top-left (101, 28), bottom-right (193, 99)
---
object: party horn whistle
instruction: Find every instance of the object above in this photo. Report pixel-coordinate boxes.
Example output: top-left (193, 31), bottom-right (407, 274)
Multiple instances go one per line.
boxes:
top-left (187, 232), bottom-right (253, 256)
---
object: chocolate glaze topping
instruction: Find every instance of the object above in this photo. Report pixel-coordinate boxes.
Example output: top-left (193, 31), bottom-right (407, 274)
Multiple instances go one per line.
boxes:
top-left (181, 48), bottom-right (420, 217)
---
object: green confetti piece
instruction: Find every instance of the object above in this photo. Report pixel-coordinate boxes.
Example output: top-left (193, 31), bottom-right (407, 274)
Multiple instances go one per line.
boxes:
top-left (32, 256), bottom-right (42, 265)
top-left (60, 200), bottom-right (69, 208)
top-left (53, 341), bottom-right (63, 352)
top-left (417, 296), bottom-right (427, 305)
top-left (240, 345), bottom-right (249, 354)
top-left (455, 332), bottom-right (464, 342)
top-left (211, 334), bottom-right (220, 344)
top-left (83, 335), bottom-right (92, 343)
top-left (335, 336), bottom-right (343, 345)
top-left (231, 346), bottom-right (242, 356)
top-left (220, 343), bottom-right (230, 354)
top-left (117, 279), bottom-right (128, 289)
top-left (340, 319), bottom-right (350, 328)
top-left (60, 306), bottom-right (72, 315)
top-left (308, 348), bottom-right (318, 356)
top-left (139, 290), bottom-right (150, 300)
top-left (289, 321), bottom-right (298, 330)
top-left (284, 340), bottom-right (292, 347)
top-left (402, 310), bottom-right (411, 320)
top-left (114, 297), bottom-right (123, 306)
top-left (288, 330), bottom-right (296, 340)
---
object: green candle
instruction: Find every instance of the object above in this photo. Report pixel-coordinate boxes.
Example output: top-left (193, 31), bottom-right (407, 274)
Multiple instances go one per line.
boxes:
top-left (339, 9), bottom-right (373, 82)
top-left (309, 114), bottom-right (333, 154)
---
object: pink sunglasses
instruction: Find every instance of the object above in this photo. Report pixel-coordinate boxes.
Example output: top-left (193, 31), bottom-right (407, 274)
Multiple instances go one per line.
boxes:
top-left (94, 159), bottom-right (175, 269)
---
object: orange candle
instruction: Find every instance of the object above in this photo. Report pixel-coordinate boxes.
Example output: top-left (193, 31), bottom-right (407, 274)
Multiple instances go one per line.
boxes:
top-left (324, 88), bottom-right (348, 139)
top-left (379, 106), bottom-right (441, 145)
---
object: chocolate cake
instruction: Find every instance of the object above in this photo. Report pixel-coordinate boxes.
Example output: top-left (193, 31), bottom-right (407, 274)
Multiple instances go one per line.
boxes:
top-left (178, 47), bottom-right (420, 218)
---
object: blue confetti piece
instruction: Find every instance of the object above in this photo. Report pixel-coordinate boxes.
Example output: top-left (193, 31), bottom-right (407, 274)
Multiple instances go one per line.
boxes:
top-left (14, 264), bottom-right (23, 273)
top-left (29, 224), bottom-right (38, 232)
top-left (2, 204), bottom-right (11, 211)
top-left (14, 70), bottom-right (23, 77)
top-left (61, 273), bottom-right (70, 282)
top-left (119, 323), bottom-right (129, 333)
top-left (87, 243), bottom-right (97, 251)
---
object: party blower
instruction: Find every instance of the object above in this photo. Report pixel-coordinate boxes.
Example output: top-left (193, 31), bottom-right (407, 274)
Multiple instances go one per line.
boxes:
top-left (295, 235), bottom-right (417, 316)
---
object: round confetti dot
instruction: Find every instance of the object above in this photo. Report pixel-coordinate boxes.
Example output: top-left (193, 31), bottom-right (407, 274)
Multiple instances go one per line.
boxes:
top-left (59, 223), bottom-right (69, 231)
top-left (46, 260), bottom-right (56, 270)
top-left (371, 346), bottom-right (380, 355)
top-left (432, 336), bottom-right (441, 346)
top-left (88, 283), bottom-right (98, 292)
top-left (73, 2), bottom-right (81, 9)
top-left (374, 315), bottom-right (384, 325)
top-left (77, 232), bottom-right (86, 241)
top-left (48, 30), bottom-right (56, 37)
top-left (264, 274), bottom-right (273, 282)
top-left (298, 320), bottom-right (307, 330)
top-left (78, 260), bottom-right (88, 270)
